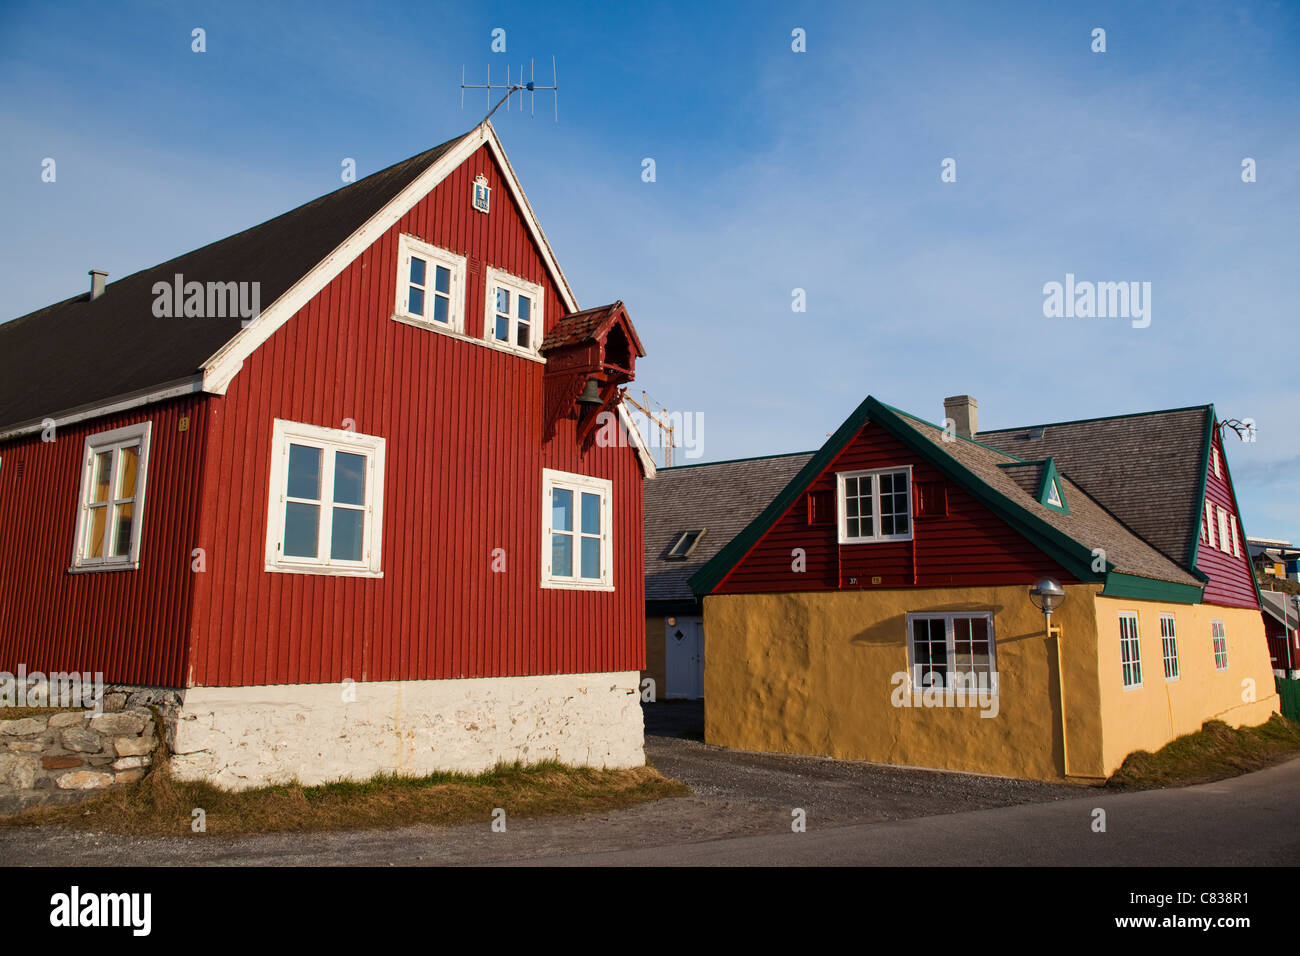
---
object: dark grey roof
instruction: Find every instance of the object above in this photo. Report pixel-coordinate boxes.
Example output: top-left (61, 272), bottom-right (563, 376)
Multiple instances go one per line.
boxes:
top-left (645, 452), bottom-right (814, 602)
top-left (0, 133), bottom-right (468, 433)
top-left (1261, 590), bottom-right (1299, 628)
top-left (978, 406), bottom-right (1210, 568)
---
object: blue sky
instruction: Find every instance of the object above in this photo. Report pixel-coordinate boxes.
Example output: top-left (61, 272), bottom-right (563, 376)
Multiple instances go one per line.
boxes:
top-left (1, 0), bottom-right (1297, 542)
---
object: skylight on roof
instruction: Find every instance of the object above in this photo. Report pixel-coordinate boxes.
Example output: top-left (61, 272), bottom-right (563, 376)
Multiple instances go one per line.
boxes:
top-left (666, 529), bottom-right (706, 560)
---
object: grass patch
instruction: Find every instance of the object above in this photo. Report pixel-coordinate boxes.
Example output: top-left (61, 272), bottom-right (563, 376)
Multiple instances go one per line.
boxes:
top-left (0, 707), bottom-right (81, 721)
top-left (1107, 715), bottom-right (1300, 789)
top-left (1, 736), bottom-right (690, 836)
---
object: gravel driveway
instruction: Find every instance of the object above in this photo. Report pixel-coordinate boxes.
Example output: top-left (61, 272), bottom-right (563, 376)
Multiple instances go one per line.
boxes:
top-left (0, 702), bottom-right (1079, 865)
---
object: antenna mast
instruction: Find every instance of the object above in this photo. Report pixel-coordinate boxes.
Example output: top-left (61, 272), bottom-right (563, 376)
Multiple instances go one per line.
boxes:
top-left (461, 56), bottom-right (559, 124)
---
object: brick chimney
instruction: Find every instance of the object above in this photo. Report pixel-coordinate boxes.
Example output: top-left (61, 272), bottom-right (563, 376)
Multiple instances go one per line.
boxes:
top-left (944, 395), bottom-right (978, 438)
top-left (89, 269), bottom-right (108, 300)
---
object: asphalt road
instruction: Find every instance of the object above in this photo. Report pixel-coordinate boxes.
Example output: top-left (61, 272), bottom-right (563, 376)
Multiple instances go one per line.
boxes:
top-left (511, 753), bottom-right (1300, 866)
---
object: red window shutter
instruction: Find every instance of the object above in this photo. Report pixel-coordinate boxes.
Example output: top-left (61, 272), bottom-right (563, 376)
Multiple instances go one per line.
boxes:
top-left (915, 480), bottom-right (947, 518)
top-left (807, 490), bottom-right (835, 526)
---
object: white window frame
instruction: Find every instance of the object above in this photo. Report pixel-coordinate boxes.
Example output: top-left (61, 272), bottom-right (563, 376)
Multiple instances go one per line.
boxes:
top-left (393, 234), bottom-right (467, 334)
top-left (1211, 619), bottom-right (1229, 671)
top-left (1160, 613), bottom-right (1179, 681)
top-left (484, 266), bottom-right (543, 357)
top-left (905, 612), bottom-right (998, 695)
top-left (264, 419), bottom-right (385, 577)
top-left (837, 466), bottom-right (913, 544)
top-left (71, 422), bottom-right (153, 572)
top-left (1119, 611), bottom-right (1143, 690)
top-left (1229, 515), bottom-right (1240, 557)
top-left (1212, 447), bottom-right (1221, 478)
top-left (541, 468), bottom-right (612, 591)
top-left (1216, 506), bottom-right (1231, 554)
top-left (1205, 500), bottom-right (1215, 549)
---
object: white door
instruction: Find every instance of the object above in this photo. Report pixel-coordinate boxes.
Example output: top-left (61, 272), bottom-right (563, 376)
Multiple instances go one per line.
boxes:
top-left (666, 617), bottom-right (704, 699)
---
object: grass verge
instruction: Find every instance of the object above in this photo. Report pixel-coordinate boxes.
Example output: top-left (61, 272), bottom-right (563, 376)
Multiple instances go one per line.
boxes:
top-left (1, 736), bottom-right (690, 836)
top-left (1107, 714), bottom-right (1300, 789)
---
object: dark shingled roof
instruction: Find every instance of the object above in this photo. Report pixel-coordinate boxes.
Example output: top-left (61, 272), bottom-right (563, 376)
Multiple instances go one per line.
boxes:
top-left (978, 406), bottom-right (1210, 568)
top-left (895, 411), bottom-right (1201, 587)
top-left (0, 132), bottom-right (469, 433)
top-left (645, 452), bottom-right (814, 602)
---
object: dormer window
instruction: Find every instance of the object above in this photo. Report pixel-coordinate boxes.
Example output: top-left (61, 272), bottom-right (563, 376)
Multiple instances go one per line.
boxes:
top-left (1036, 457), bottom-right (1069, 514)
top-left (666, 529), bottom-right (706, 560)
top-left (838, 467), bottom-right (912, 544)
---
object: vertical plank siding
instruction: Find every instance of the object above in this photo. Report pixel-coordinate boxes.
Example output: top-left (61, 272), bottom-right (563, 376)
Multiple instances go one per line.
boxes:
top-left (717, 422), bottom-right (1076, 595)
top-left (1197, 430), bottom-right (1260, 609)
top-left (188, 143), bottom-right (645, 687)
top-left (0, 397), bottom-right (208, 686)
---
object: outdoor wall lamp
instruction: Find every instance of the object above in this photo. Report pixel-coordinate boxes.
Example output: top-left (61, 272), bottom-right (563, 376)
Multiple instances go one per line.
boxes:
top-left (1029, 577), bottom-right (1072, 777)
top-left (1028, 577), bottom-right (1066, 638)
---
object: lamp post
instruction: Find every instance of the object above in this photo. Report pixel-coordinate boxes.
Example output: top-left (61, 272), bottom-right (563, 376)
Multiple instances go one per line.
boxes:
top-left (1029, 578), bottom-right (1070, 777)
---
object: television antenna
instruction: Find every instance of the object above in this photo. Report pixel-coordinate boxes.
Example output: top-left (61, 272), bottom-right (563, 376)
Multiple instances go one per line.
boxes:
top-left (461, 56), bottom-right (559, 124)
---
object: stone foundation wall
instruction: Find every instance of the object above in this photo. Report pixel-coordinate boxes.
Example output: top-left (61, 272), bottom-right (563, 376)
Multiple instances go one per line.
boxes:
top-left (0, 704), bottom-right (158, 813)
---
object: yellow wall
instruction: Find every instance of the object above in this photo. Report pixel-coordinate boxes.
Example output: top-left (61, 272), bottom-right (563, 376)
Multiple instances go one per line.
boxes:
top-left (1093, 597), bottom-right (1280, 775)
top-left (642, 615), bottom-right (666, 701)
top-left (702, 584), bottom-right (1106, 781)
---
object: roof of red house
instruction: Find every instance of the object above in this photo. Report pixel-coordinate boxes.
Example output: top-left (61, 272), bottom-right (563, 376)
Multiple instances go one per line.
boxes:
top-left (539, 300), bottom-right (646, 357)
top-left (0, 132), bottom-right (468, 433)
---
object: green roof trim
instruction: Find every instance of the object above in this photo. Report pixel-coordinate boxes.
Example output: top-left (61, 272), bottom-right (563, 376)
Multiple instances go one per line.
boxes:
top-left (1101, 572), bottom-right (1203, 605)
top-left (687, 396), bottom-right (1111, 597)
top-left (1037, 457), bottom-right (1069, 514)
top-left (1187, 405), bottom-right (1215, 570)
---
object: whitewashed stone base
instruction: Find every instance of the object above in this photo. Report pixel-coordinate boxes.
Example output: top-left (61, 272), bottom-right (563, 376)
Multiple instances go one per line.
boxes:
top-left (168, 671), bottom-right (645, 791)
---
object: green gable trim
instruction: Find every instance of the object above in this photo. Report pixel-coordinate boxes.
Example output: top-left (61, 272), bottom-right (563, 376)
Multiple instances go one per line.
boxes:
top-left (688, 395), bottom-right (879, 596)
top-left (1037, 457), bottom-right (1069, 514)
top-left (688, 396), bottom-right (1110, 597)
top-left (1102, 572), bottom-right (1203, 605)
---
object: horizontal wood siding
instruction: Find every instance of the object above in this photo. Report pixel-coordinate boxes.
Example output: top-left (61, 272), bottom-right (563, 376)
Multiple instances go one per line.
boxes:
top-left (0, 397), bottom-right (207, 686)
top-left (189, 143), bottom-right (644, 687)
top-left (1198, 430), bottom-right (1259, 609)
top-left (717, 422), bottom-right (1075, 595)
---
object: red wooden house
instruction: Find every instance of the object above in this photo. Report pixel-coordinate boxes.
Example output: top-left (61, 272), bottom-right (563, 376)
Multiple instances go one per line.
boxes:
top-left (0, 122), bottom-right (653, 789)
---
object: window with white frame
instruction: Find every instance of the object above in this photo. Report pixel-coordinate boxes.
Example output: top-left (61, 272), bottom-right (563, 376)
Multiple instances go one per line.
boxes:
top-left (1119, 612), bottom-right (1142, 689)
top-left (1212, 446), bottom-right (1221, 478)
top-left (542, 469), bottom-right (611, 589)
top-left (906, 612), bottom-right (997, 693)
top-left (484, 267), bottom-right (542, 355)
top-left (1229, 515), bottom-right (1240, 557)
top-left (1211, 619), bottom-right (1229, 671)
top-left (1160, 613), bottom-right (1179, 681)
top-left (1204, 500), bottom-right (1215, 549)
top-left (394, 234), bottom-right (466, 332)
top-left (838, 467), bottom-right (912, 543)
top-left (1216, 506), bottom-right (1231, 554)
top-left (265, 420), bottom-right (385, 576)
top-left (72, 422), bottom-right (152, 570)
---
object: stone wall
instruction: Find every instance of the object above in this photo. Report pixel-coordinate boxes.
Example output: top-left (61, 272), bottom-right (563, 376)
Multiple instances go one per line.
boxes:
top-left (0, 704), bottom-right (158, 813)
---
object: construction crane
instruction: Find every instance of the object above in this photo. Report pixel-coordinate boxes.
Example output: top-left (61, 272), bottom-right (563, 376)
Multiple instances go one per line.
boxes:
top-left (623, 390), bottom-right (676, 467)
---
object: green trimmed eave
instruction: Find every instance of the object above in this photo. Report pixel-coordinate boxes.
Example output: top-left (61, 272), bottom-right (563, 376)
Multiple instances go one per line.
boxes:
top-left (1101, 571), bottom-right (1204, 605)
top-left (688, 395), bottom-right (1109, 597)
top-left (1036, 457), bottom-right (1069, 514)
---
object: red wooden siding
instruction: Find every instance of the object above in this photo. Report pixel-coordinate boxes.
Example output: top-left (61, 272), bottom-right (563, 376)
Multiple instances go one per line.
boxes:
top-left (716, 422), bottom-right (1075, 595)
top-left (0, 397), bottom-right (208, 685)
top-left (1197, 430), bottom-right (1260, 609)
top-left (187, 143), bottom-right (645, 687)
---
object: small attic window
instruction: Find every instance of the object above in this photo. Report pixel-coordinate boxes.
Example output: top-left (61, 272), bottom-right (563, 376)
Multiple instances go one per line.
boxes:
top-left (1212, 447), bottom-right (1222, 478)
top-left (1037, 458), bottom-right (1068, 514)
top-left (666, 529), bottom-right (706, 560)
top-left (1045, 479), bottom-right (1063, 508)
